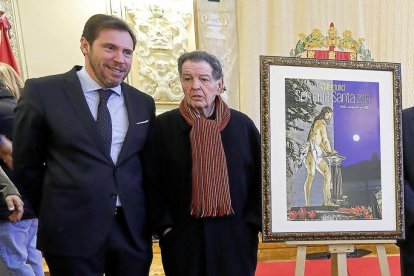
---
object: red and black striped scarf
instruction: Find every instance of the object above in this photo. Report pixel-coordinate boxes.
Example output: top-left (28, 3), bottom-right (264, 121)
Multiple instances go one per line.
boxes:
top-left (179, 96), bottom-right (234, 218)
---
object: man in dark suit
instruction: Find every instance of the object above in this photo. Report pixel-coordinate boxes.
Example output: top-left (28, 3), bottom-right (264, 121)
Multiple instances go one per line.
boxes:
top-left (400, 107), bottom-right (414, 275)
top-left (13, 14), bottom-right (155, 276)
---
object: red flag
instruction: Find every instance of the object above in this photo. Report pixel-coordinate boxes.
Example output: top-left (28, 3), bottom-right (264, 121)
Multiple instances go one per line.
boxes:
top-left (0, 14), bottom-right (20, 75)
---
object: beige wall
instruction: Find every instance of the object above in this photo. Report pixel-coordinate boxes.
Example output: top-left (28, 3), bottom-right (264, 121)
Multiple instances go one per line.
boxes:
top-left (16, 0), bottom-right (108, 78)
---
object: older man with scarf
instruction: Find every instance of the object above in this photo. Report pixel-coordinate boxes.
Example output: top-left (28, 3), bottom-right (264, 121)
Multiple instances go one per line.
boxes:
top-left (145, 51), bottom-right (261, 276)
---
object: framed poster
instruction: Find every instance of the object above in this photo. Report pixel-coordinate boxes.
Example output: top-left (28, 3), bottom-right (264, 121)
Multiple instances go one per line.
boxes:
top-left (260, 56), bottom-right (404, 242)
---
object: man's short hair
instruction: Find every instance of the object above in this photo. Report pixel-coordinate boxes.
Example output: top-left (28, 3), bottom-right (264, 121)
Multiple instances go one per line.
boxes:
top-left (82, 14), bottom-right (137, 49)
top-left (178, 51), bottom-right (223, 80)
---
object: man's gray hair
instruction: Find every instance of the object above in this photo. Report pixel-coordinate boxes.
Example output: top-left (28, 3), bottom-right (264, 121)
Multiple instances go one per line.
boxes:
top-left (177, 51), bottom-right (223, 80)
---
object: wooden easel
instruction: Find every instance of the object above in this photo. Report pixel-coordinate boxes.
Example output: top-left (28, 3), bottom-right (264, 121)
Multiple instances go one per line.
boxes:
top-left (286, 240), bottom-right (396, 276)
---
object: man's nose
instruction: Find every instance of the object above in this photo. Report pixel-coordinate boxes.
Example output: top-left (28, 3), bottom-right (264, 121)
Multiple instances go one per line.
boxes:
top-left (113, 51), bottom-right (125, 63)
top-left (191, 78), bottom-right (201, 89)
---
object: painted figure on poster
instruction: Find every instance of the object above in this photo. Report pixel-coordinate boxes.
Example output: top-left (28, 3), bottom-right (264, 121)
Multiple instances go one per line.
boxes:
top-left (300, 106), bottom-right (337, 206)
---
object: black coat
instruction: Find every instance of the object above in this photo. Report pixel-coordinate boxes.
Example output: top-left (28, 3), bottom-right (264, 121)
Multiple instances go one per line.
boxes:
top-left (0, 88), bottom-right (15, 140)
top-left (403, 107), bottom-right (414, 229)
top-left (399, 107), bottom-right (414, 274)
top-left (13, 66), bottom-right (155, 259)
top-left (0, 88), bottom-right (34, 219)
top-left (146, 108), bottom-right (261, 276)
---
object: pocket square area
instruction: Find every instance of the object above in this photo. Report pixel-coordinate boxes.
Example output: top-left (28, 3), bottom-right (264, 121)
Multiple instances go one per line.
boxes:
top-left (136, 120), bottom-right (149, 125)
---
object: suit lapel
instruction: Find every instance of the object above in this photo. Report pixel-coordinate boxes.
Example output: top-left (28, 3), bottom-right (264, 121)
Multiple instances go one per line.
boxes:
top-left (62, 66), bottom-right (113, 163)
top-left (116, 86), bottom-right (133, 165)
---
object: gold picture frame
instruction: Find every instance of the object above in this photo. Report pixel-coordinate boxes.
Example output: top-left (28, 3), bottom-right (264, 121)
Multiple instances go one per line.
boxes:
top-left (261, 56), bottom-right (404, 242)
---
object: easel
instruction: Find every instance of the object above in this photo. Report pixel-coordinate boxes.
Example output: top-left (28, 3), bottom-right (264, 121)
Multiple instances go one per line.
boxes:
top-left (287, 240), bottom-right (396, 276)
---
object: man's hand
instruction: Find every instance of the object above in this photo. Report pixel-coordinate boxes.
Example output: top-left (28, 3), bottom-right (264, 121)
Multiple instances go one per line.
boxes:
top-left (5, 195), bottom-right (24, 221)
top-left (0, 136), bottom-right (13, 170)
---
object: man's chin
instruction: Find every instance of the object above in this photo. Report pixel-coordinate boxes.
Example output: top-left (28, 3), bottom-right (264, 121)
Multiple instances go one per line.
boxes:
top-left (102, 79), bottom-right (123, 88)
top-left (191, 102), bottom-right (208, 108)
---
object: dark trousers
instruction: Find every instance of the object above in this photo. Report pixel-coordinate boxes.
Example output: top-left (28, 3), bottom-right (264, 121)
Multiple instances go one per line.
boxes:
top-left (400, 240), bottom-right (414, 276)
top-left (398, 224), bottom-right (414, 276)
top-left (44, 209), bottom-right (152, 276)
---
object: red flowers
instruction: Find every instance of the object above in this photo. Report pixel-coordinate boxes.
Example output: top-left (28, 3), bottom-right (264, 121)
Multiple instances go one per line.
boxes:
top-left (288, 208), bottom-right (318, 220)
top-left (308, 210), bottom-right (317, 219)
top-left (287, 205), bottom-right (374, 221)
top-left (288, 210), bottom-right (298, 220)
top-left (298, 208), bottom-right (308, 219)
top-left (338, 206), bottom-right (373, 219)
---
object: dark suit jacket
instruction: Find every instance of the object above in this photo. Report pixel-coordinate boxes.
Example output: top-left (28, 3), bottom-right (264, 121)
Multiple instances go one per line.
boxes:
top-left (403, 107), bottom-right (414, 229)
top-left (13, 66), bottom-right (155, 257)
top-left (146, 108), bottom-right (261, 276)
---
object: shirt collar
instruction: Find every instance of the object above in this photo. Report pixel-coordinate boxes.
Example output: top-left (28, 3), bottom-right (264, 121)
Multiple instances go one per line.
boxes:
top-left (76, 67), bottom-right (122, 96)
top-left (208, 102), bottom-right (215, 118)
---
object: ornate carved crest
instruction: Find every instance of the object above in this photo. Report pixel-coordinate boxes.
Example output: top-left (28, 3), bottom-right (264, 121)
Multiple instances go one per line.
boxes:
top-left (290, 23), bottom-right (373, 61)
top-left (126, 3), bottom-right (193, 103)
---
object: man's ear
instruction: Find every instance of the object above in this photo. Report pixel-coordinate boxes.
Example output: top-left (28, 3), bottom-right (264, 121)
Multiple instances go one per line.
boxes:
top-left (217, 78), bottom-right (224, 94)
top-left (80, 37), bottom-right (90, 56)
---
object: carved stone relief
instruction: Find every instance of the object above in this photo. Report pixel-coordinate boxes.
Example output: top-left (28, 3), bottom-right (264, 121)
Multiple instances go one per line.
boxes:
top-left (125, 2), bottom-right (195, 106)
top-left (195, 0), bottom-right (239, 109)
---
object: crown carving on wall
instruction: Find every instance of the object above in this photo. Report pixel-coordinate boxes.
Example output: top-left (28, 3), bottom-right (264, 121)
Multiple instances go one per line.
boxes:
top-left (290, 22), bottom-right (373, 61)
